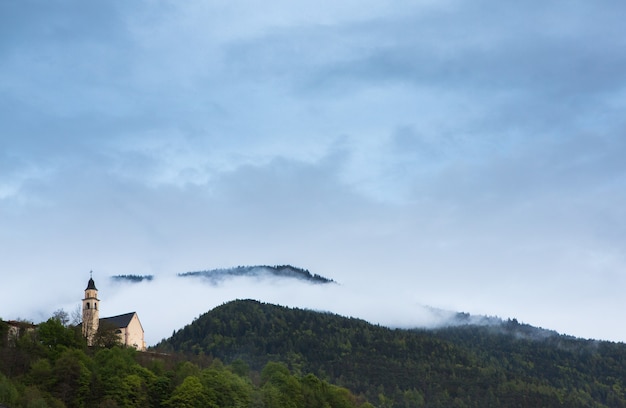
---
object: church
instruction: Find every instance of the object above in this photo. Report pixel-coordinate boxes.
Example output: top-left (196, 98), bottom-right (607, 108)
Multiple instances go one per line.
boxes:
top-left (82, 274), bottom-right (146, 351)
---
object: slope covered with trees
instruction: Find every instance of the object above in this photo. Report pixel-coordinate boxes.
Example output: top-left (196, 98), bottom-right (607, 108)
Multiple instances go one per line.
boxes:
top-left (0, 317), bottom-right (369, 407)
top-left (156, 299), bottom-right (626, 407)
top-left (4, 300), bottom-right (626, 407)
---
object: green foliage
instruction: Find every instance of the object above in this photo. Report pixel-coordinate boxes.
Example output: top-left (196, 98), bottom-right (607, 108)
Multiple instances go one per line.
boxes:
top-left (0, 373), bottom-right (19, 406)
top-left (200, 365), bottom-right (253, 407)
top-left (1, 311), bottom-right (367, 407)
top-left (173, 361), bottom-right (201, 386)
top-left (28, 359), bottom-right (54, 391)
top-left (261, 362), bottom-right (304, 408)
top-left (19, 385), bottom-right (49, 408)
top-left (38, 317), bottom-right (84, 354)
top-left (52, 349), bottom-right (91, 407)
top-left (92, 347), bottom-right (155, 407)
top-left (11, 300), bottom-right (626, 407)
top-left (165, 376), bottom-right (215, 408)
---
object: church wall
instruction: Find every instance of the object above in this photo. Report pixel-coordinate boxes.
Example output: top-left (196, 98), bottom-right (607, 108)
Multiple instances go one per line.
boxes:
top-left (125, 314), bottom-right (146, 351)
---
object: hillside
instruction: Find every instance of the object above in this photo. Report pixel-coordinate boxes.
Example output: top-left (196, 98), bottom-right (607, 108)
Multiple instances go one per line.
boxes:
top-left (0, 318), bottom-right (371, 407)
top-left (155, 299), bottom-right (626, 407)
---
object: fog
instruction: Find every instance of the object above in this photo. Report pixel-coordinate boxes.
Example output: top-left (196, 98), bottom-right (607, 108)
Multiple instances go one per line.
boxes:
top-left (14, 273), bottom-right (456, 346)
top-left (0, 266), bottom-right (606, 347)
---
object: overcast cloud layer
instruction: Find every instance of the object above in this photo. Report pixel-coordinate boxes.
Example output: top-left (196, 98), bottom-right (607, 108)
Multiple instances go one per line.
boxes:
top-left (2, 1), bottom-right (626, 344)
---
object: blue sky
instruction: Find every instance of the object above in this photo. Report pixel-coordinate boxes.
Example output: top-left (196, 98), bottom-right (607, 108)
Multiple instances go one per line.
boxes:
top-left (2, 1), bottom-right (626, 344)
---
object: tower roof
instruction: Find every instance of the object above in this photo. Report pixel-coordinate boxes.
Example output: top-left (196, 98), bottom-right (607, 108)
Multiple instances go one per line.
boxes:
top-left (86, 277), bottom-right (97, 290)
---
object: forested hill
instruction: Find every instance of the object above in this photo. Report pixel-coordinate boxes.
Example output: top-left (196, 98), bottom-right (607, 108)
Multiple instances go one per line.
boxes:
top-left (155, 299), bottom-right (626, 407)
top-left (178, 265), bottom-right (335, 284)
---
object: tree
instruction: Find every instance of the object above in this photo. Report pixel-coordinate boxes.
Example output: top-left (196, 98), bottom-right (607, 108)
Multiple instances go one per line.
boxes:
top-left (174, 361), bottom-right (201, 387)
top-left (165, 376), bottom-right (215, 408)
top-left (260, 362), bottom-right (303, 408)
top-left (149, 375), bottom-right (172, 407)
top-left (200, 367), bottom-right (253, 407)
top-left (0, 374), bottom-right (18, 406)
top-left (70, 305), bottom-right (83, 327)
top-left (38, 317), bottom-right (82, 354)
top-left (301, 373), bottom-right (326, 408)
top-left (92, 347), bottom-right (140, 404)
top-left (120, 373), bottom-right (150, 407)
top-left (52, 309), bottom-right (70, 327)
top-left (29, 358), bottom-right (54, 392)
top-left (0, 320), bottom-right (9, 348)
top-left (19, 385), bottom-right (49, 408)
top-left (52, 349), bottom-right (91, 407)
top-left (93, 321), bottom-right (122, 349)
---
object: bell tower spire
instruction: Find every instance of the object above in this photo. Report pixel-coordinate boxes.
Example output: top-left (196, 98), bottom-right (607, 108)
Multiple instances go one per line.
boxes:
top-left (82, 271), bottom-right (100, 345)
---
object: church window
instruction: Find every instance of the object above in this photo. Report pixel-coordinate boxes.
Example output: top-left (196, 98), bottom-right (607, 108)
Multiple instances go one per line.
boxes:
top-left (86, 303), bottom-right (90, 309)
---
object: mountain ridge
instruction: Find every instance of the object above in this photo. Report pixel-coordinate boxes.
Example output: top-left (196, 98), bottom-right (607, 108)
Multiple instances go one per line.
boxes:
top-left (178, 264), bottom-right (335, 284)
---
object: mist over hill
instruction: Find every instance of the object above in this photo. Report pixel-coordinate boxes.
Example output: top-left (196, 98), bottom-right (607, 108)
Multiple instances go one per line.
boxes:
top-left (178, 265), bottom-right (335, 285)
top-left (108, 265), bottom-right (334, 285)
top-left (104, 266), bottom-right (564, 348)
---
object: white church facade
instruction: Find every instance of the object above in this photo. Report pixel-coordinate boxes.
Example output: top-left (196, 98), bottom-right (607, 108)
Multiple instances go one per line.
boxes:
top-left (82, 275), bottom-right (146, 351)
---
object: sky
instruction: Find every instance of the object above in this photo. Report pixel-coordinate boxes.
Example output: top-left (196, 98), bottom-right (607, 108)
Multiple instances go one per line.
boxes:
top-left (1, 0), bottom-right (626, 345)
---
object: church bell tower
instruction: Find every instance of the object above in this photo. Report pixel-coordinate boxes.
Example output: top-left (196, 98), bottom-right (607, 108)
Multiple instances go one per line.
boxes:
top-left (82, 271), bottom-right (100, 345)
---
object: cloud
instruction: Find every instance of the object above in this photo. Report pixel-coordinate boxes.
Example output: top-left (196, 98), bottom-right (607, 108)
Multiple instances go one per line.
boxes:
top-left (2, 0), bottom-right (626, 343)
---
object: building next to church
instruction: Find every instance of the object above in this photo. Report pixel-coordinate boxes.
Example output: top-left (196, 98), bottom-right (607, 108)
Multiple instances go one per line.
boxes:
top-left (82, 275), bottom-right (146, 351)
top-left (2, 320), bottom-right (37, 347)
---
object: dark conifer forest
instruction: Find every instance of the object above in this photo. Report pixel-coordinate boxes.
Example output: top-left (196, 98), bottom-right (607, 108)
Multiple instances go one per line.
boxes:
top-left (156, 300), bottom-right (626, 407)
